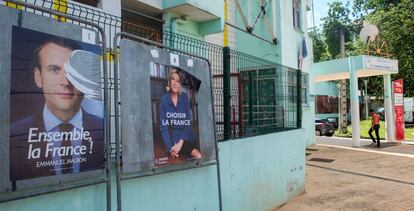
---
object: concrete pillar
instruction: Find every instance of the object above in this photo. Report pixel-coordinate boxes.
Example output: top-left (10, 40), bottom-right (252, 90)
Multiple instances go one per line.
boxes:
top-left (98, 0), bottom-right (121, 16)
top-left (349, 57), bottom-right (361, 147)
top-left (384, 74), bottom-right (395, 142)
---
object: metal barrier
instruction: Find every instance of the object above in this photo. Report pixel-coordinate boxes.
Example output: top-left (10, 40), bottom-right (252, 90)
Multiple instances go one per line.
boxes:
top-left (2, 0), bottom-right (162, 157)
top-left (113, 31), bottom-right (222, 211)
top-left (1, 0), bottom-right (111, 208)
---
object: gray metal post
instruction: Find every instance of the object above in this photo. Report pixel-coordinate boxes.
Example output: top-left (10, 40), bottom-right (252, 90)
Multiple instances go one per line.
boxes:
top-left (339, 29), bottom-right (348, 133)
top-left (223, 47), bottom-right (231, 140)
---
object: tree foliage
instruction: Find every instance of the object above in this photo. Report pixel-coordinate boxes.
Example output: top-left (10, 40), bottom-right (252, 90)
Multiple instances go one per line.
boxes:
top-left (308, 28), bottom-right (330, 63)
top-left (310, 0), bottom-right (414, 97)
top-left (354, 0), bottom-right (414, 96)
top-left (310, 1), bottom-right (357, 63)
top-left (321, 1), bottom-right (357, 59)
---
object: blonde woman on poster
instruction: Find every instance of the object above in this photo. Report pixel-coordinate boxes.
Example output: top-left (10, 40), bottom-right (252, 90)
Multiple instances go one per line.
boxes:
top-left (159, 69), bottom-right (202, 159)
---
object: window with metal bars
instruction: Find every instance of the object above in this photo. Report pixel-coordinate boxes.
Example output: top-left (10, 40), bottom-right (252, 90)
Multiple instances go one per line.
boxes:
top-left (240, 66), bottom-right (299, 136)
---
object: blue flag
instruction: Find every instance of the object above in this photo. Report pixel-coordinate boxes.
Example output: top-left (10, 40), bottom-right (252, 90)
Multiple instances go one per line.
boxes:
top-left (300, 38), bottom-right (308, 59)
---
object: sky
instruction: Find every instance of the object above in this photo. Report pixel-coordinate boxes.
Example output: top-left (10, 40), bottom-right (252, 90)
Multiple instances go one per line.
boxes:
top-left (308, 0), bottom-right (353, 29)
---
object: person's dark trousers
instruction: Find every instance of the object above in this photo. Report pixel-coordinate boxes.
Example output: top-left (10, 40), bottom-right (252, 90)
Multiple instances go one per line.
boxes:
top-left (368, 124), bottom-right (380, 147)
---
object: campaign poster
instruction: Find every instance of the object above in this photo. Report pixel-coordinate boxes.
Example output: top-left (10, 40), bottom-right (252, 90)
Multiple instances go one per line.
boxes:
top-left (394, 79), bottom-right (404, 141)
top-left (150, 63), bottom-right (202, 166)
top-left (9, 26), bottom-right (105, 181)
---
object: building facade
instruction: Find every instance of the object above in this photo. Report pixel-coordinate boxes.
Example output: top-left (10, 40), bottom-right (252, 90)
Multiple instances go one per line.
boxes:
top-left (0, 0), bottom-right (315, 210)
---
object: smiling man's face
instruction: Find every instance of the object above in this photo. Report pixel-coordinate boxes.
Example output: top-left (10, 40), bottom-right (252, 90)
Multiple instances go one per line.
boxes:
top-left (34, 42), bottom-right (83, 120)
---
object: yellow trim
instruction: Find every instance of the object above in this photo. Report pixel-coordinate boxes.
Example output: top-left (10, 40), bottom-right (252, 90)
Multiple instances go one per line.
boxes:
top-left (6, 2), bottom-right (23, 10)
top-left (100, 51), bottom-right (119, 62)
top-left (224, 0), bottom-right (229, 47)
top-left (53, 0), bottom-right (67, 22)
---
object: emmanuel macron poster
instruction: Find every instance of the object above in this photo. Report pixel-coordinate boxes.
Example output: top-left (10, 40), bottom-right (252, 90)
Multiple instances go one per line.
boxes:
top-left (9, 26), bottom-right (105, 181)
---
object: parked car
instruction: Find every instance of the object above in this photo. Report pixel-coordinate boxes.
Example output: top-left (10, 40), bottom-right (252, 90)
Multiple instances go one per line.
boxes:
top-left (326, 117), bottom-right (338, 129)
top-left (315, 118), bottom-right (334, 136)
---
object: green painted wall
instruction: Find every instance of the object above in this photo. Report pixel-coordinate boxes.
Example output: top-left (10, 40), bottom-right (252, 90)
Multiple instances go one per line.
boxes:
top-left (162, 0), bottom-right (223, 36)
top-left (121, 165), bottom-right (220, 211)
top-left (278, 0), bottom-right (307, 69)
top-left (303, 103), bottom-right (316, 146)
top-left (235, 0), bottom-right (281, 63)
top-left (0, 130), bottom-right (305, 211)
top-left (200, 19), bottom-right (223, 36)
top-left (163, 12), bottom-right (203, 39)
top-left (163, 0), bottom-right (223, 21)
top-left (219, 130), bottom-right (306, 211)
top-left (315, 82), bottom-right (339, 96)
top-left (0, 184), bottom-right (107, 211)
top-left (163, 12), bottom-right (222, 39)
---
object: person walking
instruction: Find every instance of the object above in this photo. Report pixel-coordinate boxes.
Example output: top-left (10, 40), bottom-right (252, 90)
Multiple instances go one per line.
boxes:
top-left (368, 109), bottom-right (381, 147)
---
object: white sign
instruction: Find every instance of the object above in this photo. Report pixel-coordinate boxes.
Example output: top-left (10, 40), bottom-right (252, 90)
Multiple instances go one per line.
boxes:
top-left (170, 53), bottom-right (179, 66)
top-left (364, 56), bottom-right (398, 72)
top-left (395, 93), bottom-right (403, 106)
top-left (187, 59), bottom-right (193, 67)
top-left (151, 49), bottom-right (159, 58)
top-left (82, 28), bottom-right (96, 44)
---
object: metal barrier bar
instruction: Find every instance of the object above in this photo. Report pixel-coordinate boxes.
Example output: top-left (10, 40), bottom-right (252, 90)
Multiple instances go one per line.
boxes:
top-left (112, 32), bottom-right (122, 211)
top-left (3, 1), bottom-right (111, 210)
top-left (223, 47), bottom-right (231, 140)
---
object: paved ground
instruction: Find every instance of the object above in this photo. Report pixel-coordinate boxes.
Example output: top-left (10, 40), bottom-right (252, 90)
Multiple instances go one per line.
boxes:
top-left (278, 139), bottom-right (414, 211)
top-left (316, 136), bottom-right (414, 155)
